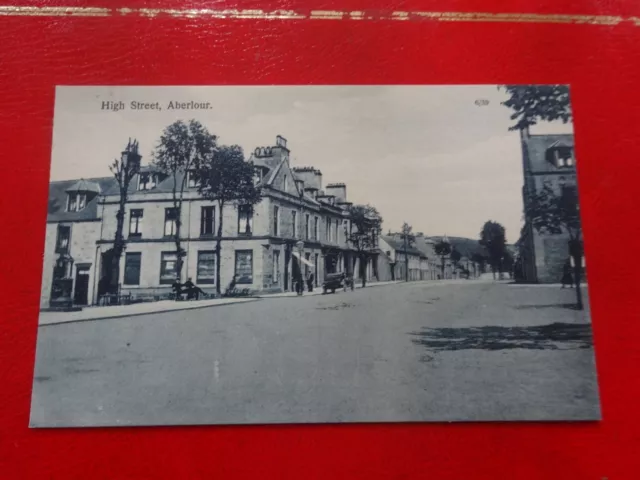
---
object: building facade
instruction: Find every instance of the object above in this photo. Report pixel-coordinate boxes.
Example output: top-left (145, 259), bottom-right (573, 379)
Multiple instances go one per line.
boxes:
top-left (41, 177), bottom-right (117, 309)
top-left (517, 130), bottom-right (579, 283)
top-left (379, 235), bottom-right (430, 281)
top-left (40, 136), bottom-right (387, 307)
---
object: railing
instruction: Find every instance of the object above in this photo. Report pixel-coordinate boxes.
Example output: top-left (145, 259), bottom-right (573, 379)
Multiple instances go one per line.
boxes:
top-left (98, 293), bottom-right (132, 306)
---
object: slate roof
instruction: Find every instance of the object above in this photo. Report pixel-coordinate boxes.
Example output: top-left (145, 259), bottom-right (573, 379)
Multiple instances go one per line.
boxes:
top-left (48, 176), bottom-right (116, 222)
top-left (65, 179), bottom-right (102, 193)
top-left (380, 235), bottom-right (426, 257)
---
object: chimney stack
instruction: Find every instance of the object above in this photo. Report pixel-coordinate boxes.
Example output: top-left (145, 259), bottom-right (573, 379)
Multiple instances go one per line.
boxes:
top-left (325, 183), bottom-right (346, 203)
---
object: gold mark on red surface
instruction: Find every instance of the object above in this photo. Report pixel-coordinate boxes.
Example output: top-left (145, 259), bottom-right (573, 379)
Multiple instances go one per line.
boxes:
top-left (0, 6), bottom-right (631, 26)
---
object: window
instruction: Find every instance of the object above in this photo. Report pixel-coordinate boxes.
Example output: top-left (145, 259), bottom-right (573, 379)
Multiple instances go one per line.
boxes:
top-left (200, 206), bottom-right (215, 236)
top-left (164, 208), bottom-right (178, 237)
top-left (197, 251), bottom-right (216, 284)
top-left (326, 217), bottom-right (331, 241)
top-left (124, 252), bottom-right (141, 285)
top-left (160, 252), bottom-right (178, 284)
top-left (67, 192), bottom-right (87, 212)
top-left (238, 204), bottom-right (253, 235)
top-left (187, 170), bottom-right (200, 188)
top-left (235, 250), bottom-right (253, 284)
top-left (283, 175), bottom-right (288, 193)
top-left (138, 172), bottom-right (156, 190)
top-left (55, 225), bottom-right (71, 253)
top-left (305, 214), bottom-right (310, 240)
top-left (292, 211), bottom-right (297, 238)
top-left (129, 209), bottom-right (143, 237)
top-left (313, 216), bottom-right (319, 240)
top-left (548, 147), bottom-right (574, 169)
top-left (273, 206), bottom-right (280, 236)
top-left (273, 250), bottom-right (280, 284)
top-left (335, 219), bottom-right (339, 243)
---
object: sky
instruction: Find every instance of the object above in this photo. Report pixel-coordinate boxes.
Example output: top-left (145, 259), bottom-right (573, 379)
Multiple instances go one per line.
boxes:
top-left (50, 85), bottom-right (573, 243)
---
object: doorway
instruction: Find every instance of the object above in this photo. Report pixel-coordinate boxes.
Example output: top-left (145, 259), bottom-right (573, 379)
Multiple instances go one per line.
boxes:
top-left (74, 265), bottom-right (90, 305)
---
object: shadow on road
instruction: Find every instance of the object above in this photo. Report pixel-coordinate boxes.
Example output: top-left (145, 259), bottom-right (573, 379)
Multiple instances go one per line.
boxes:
top-left (410, 322), bottom-right (593, 353)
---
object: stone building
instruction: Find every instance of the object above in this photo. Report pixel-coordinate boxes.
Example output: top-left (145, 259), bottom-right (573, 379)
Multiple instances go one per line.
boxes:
top-left (38, 135), bottom-right (383, 307)
top-left (379, 235), bottom-right (430, 281)
top-left (517, 130), bottom-right (579, 283)
top-left (40, 177), bottom-right (116, 309)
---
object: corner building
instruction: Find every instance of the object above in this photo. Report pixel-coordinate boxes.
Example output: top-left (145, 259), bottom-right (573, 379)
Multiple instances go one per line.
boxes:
top-left (89, 135), bottom-right (378, 303)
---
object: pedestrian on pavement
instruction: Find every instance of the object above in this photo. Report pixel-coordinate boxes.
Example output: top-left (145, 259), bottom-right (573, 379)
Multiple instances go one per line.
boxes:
top-left (561, 259), bottom-right (573, 289)
top-left (307, 271), bottom-right (315, 292)
top-left (295, 273), bottom-right (304, 296)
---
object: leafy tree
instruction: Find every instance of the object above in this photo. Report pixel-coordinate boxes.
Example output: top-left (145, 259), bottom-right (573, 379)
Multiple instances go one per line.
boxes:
top-left (434, 239), bottom-right (452, 279)
top-left (399, 222), bottom-right (416, 282)
top-left (501, 85), bottom-right (572, 131)
top-left (479, 221), bottom-right (508, 279)
top-left (194, 144), bottom-right (262, 294)
top-left (108, 139), bottom-right (141, 294)
top-left (346, 204), bottom-right (382, 288)
top-left (153, 120), bottom-right (216, 284)
top-left (526, 183), bottom-right (584, 310)
top-left (471, 252), bottom-right (487, 274)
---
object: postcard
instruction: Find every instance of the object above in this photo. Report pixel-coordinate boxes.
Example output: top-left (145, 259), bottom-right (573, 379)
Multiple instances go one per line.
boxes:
top-left (30, 85), bottom-right (600, 427)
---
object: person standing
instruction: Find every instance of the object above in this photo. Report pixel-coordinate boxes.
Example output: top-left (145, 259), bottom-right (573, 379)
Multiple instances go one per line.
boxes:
top-left (307, 271), bottom-right (315, 292)
top-left (561, 259), bottom-right (573, 289)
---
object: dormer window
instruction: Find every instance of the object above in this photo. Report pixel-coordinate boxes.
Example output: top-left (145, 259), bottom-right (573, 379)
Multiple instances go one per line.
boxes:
top-left (138, 172), bottom-right (157, 191)
top-left (283, 175), bottom-right (288, 193)
top-left (67, 192), bottom-right (87, 212)
top-left (187, 170), bottom-right (200, 188)
top-left (547, 146), bottom-right (574, 169)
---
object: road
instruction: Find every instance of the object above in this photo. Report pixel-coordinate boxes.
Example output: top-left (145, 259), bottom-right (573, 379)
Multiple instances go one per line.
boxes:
top-left (30, 281), bottom-right (600, 427)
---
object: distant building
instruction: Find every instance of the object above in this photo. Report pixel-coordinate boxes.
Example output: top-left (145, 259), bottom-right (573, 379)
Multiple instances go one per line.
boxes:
top-left (379, 235), bottom-right (430, 281)
top-left (517, 130), bottom-right (579, 283)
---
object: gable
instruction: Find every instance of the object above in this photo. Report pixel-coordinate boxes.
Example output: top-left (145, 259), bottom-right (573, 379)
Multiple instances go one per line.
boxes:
top-left (268, 159), bottom-right (301, 197)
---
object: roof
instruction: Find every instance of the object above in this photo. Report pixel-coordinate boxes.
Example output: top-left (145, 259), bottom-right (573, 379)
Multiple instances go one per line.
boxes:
top-left (48, 176), bottom-right (116, 222)
top-left (65, 179), bottom-right (102, 194)
top-left (380, 236), bottom-right (425, 257)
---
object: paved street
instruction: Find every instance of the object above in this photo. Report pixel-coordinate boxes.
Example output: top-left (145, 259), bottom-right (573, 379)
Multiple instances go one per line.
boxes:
top-left (30, 281), bottom-right (600, 427)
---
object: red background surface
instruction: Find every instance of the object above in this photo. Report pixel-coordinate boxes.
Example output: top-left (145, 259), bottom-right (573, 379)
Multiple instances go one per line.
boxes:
top-left (2, 1), bottom-right (640, 478)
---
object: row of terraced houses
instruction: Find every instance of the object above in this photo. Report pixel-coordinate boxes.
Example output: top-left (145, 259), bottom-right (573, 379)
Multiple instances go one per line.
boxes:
top-left (41, 135), bottom-right (470, 309)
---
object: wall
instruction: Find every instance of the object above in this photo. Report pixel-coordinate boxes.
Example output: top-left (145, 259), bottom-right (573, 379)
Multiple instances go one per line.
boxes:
top-left (40, 221), bottom-right (102, 308)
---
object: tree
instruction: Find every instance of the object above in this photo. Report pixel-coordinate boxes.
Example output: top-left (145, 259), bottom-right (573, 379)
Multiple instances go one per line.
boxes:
top-left (193, 144), bottom-right (262, 294)
top-left (346, 204), bottom-right (382, 288)
top-left (108, 139), bottom-right (141, 294)
top-left (450, 247), bottom-right (462, 276)
top-left (471, 252), bottom-right (487, 275)
top-left (479, 221), bottom-right (508, 280)
top-left (400, 222), bottom-right (416, 282)
top-left (526, 183), bottom-right (584, 310)
top-left (153, 120), bottom-right (216, 284)
top-left (501, 85), bottom-right (572, 131)
top-left (434, 239), bottom-right (451, 280)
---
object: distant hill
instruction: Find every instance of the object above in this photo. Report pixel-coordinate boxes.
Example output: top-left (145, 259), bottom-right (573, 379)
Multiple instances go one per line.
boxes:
top-left (428, 236), bottom-right (487, 258)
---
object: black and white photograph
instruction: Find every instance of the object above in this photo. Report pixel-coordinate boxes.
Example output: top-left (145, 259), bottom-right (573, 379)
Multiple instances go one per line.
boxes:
top-left (31, 85), bottom-right (600, 427)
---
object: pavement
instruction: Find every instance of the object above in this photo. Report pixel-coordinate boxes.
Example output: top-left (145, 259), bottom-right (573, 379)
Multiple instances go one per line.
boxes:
top-left (38, 279), bottom-right (476, 325)
top-left (38, 297), bottom-right (258, 326)
top-left (30, 281), bottom-right (600, 427)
